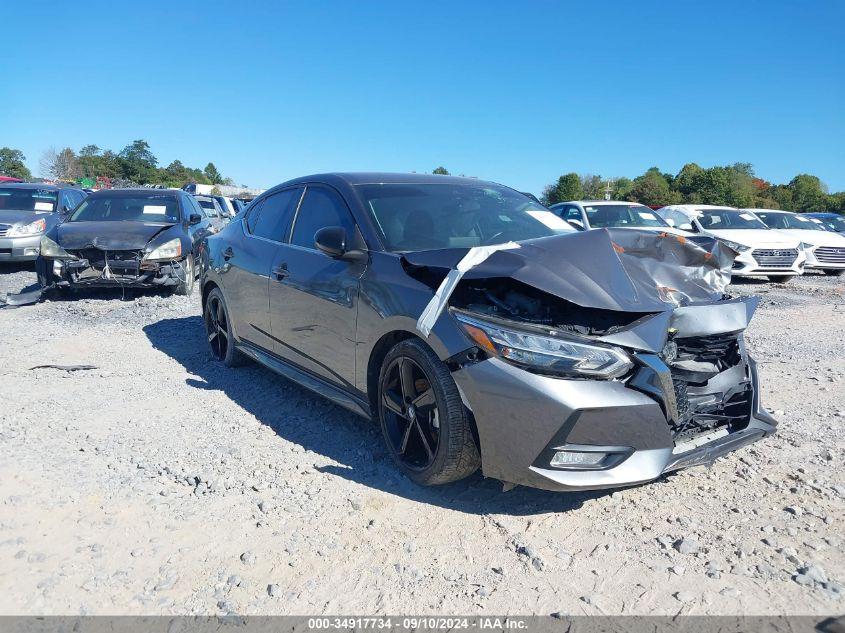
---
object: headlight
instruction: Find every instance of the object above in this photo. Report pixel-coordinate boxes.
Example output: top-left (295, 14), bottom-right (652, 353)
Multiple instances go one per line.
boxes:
top-left (454, 311), bottom-right (633, 379)
top-left (145, 238), bottom-right (182, 261)
top-left (39, 235), bottom-right (77, 259)
top-left (719, 239), bottom-right (751, 253)
top-left (798, 242), bottom-right (815, 251)
top-left (8, 218), bottom-right (46, 236)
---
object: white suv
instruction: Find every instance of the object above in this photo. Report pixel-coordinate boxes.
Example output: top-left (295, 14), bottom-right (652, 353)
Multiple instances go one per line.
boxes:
top-left (656, 205), bottom-right (805, 282)
top-left (752, 209), bottom-right (845, 277)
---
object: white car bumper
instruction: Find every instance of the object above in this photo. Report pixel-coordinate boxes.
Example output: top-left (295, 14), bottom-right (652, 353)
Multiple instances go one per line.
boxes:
top-left (805, 246), bottom-right (845, 270)
top-left (731, 247), bottom-right (805, 277)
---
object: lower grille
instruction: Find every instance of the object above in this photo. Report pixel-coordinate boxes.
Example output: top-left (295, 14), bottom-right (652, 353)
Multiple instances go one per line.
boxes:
top-left (67, 248), bottom-right (144, 279)
top-left (0, 224), bottom-right (10, 237)
top-left (814, 246), bottom-right (845, 264)
top-left (752, 248), bottom-right (798, 268)
top-left (666, 331), bottom-right (749, 440)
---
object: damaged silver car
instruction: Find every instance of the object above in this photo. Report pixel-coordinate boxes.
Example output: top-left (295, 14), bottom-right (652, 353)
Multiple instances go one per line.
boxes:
top-left (200, 173), bottom-right (776, 492)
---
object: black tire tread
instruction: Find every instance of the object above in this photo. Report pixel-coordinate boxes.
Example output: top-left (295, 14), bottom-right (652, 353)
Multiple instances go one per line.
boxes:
top-left (379, 339), bottom-right (480, 485)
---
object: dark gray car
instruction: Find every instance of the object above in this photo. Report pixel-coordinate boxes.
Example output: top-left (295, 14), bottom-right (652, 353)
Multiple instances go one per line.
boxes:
top-left (0, 183), bottom-right (87, 262)
top-left (199, 173), bottom-right (776, 492)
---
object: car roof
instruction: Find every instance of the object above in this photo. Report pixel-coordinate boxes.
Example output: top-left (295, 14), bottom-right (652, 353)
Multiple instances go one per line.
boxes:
top-left (745, 208), bottom-right (790, 214)
top-left (564, 200), bottom-right (648, 206)
top-left (660, 204), bottom-right (739, 211)
top-left (87, 188), bottom-right (181, 198)
top-left (0, 182), bottom-right (75, 191)
top-left (805, 212), bottom-right (838, 217)
top-left (277, 172), bottom-right (501, 188)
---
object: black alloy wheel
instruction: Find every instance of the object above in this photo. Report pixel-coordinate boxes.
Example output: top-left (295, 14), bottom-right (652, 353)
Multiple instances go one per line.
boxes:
top-left (380, 356), bottom-right (440, 470)
top-left (205, 292), bottom-right (230, 361)
top-left (377, 339), bottom-right (480, 485)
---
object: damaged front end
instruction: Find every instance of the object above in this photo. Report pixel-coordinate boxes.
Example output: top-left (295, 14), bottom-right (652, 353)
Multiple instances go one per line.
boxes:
top-left (405, 228), bottom-right (777, 491)
top-left (54, 247), bottom-right (187, 289)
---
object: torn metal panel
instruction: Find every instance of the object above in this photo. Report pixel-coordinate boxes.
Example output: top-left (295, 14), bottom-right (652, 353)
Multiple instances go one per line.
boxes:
top-left (403, 228), bottom-right (735, 316)
top-left (415, 241), bottom-right (520, 336)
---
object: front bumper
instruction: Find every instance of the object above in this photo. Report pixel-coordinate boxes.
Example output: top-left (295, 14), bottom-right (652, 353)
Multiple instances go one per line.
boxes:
top-left (0, 234), bottom-right (42, 261)
top-left (452, 355), bottom-right (776, 492)
top-left (730, 248), bottom-right (805, 278)
top-left (804, 247), bottom-right (845, 270)
top-left (38, 255), bottom-right (188, 289)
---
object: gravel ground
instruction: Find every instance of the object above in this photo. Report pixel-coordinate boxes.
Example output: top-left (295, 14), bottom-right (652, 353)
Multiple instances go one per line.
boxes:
top-left (0, 263), bottom-right (843, 616)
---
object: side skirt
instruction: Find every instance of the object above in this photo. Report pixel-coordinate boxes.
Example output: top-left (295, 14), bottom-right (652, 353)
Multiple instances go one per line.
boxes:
top-left (236, 341), bottom-right (372, 419)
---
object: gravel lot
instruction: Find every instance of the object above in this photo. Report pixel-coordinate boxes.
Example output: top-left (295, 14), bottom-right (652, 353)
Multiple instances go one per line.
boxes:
top-left (0, 263), bottom-right (842, 616)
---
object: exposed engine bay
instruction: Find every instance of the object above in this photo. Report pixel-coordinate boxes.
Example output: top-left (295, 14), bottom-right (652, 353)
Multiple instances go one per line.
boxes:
top-left (60, 248), bottom-right (188, 287)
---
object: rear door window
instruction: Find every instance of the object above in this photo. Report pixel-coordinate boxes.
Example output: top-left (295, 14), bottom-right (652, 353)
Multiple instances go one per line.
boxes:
top-left (250, 188), bottom-right (302, 242)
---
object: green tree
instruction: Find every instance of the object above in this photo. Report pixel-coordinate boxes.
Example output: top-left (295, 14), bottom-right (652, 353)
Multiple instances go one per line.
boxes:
top-left (579, 174), bottom-right (604, 200)
top-left (432, 166), bottom-right (450, 175)
top-left (0, 147), bottom-right (32, 180)
top-left (673, 163), bottom-right (704, 200)
top-left (118, 139), bottom-right (158, 183)
top-left (787, 174), bottom-right (828, 212)
top-left (627, 168), bottom-right (681, 207)
top-left (541, 173), bottom-right (583, 205)
top-left (611, 177), bottom-right (633, 200)
top-left (204, 162), bottom-right (223, 184)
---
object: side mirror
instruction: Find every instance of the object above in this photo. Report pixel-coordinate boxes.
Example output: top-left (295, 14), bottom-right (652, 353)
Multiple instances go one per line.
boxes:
top-left (663, 217), bottom-right (676, 227)
top-left (567, 219), bottom-right (585, 231)
top-left (314, 226), bottom-right (347, 258)
top-left (189, 213), bottom-right (203, 225)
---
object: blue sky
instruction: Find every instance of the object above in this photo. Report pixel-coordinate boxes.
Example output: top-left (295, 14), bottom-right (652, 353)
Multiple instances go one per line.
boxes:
top-left (2, 1), bottom-right (843, 194)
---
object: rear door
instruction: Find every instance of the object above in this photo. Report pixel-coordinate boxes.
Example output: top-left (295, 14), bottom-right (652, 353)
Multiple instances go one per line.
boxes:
top-left (268, 184), bottom-right (364, 390)
top-left (221, 187), bottom-right (302, 352)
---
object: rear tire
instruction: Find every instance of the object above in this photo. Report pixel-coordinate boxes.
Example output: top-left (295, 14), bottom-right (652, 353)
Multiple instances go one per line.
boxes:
top-left (204, 287), bottom-right (247, 367)
top-left (767, 275), bottom-right (793, 283)
top-left (377, 339), bottom-right (480, 486)
top-left (173, 255), bottom-right (195, 296)
top-left (823, 269), bottom-right (844, 277)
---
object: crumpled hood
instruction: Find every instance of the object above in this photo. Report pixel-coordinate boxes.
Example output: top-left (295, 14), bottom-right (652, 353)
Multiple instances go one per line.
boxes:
top-left (57, 221), bottom-right (173, 250)
top-left (403, 228), bottom-right (736, 314)
top-left (0, 209), bottom-right (53, 227)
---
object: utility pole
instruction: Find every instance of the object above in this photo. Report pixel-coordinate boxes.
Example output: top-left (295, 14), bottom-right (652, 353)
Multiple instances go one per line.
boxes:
top-left (604, 179), bottom-right (614, 201)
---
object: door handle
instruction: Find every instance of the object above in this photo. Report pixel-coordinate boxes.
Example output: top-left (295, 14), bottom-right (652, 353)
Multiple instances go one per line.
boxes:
top-left (223, 247), bottom-right (234, 260)
top-left (272, 263), bottom-right (289, 281)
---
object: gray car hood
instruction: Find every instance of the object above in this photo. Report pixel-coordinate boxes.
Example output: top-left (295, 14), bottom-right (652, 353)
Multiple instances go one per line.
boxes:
top-left (0, 209), bottom-right (55, 226)
top-left (402, 228), bottom-right (735, 314)
top-left (57, 221), bottom-right (174, 250)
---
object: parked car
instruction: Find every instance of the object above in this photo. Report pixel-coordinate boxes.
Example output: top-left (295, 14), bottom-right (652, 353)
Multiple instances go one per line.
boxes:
top-left (656, 205), bottom-right (805, 282)
top-left (36, 189), bottom-right (213, 295)
top-left (194, 195), bottom-right (229, 231)
top-left (751, 209), bottom-right (845, 276)
top-left (549, 200), bottom-right (694, 236)
top-left (230, 198), bottom-right (251, 214)
top-left (199, 173), bottom-right (775, 492)
top-left (0, 183), bottom-right (87, 262)
top-left (212, 195), bottom-right (237, 218)
top-left (805, 212), bottom-right (845, 235)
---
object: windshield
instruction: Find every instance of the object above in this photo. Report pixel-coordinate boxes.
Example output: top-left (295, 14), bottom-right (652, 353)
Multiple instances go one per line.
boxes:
top-left (583, 204), bottom-right (669, 228)
top-left (698, 208), bottom-right (768, 230)
top-left (197, 199), bottom-right (220, 217)
top-left (811, 215), bottom-right (845, 232)
top-left (0, 187), bottom-right (58, 213)
top-left (756, 212), bottom-right (827, 231)
top-left (355, 183), bottom-right (574, 252)
top-left (69, 195), bottom-right (180, 223)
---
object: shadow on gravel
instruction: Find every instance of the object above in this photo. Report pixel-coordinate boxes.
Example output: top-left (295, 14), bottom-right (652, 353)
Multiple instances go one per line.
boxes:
top-left (144, 316), bottom-right (614, 516)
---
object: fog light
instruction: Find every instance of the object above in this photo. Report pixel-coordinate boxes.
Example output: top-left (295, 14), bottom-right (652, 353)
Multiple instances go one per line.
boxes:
top-left (550, 451), bottom-right (606, 467)
top-left (24, 247), bottom-right (39, 256)
top-left (53, 261), bottom-right (63, 276)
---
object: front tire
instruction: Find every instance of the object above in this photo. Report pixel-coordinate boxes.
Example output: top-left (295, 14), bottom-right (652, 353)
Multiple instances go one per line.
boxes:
top-left (204, 287), bottom-right (247, 367)
top-left (377, 339), bottom-right (480, 486)
top-left (767, 275), bottom-right (793, 283)
top-left (823, 269), bottom-right (844, 277)
top-left (173, 255), bottom-right (195, 296)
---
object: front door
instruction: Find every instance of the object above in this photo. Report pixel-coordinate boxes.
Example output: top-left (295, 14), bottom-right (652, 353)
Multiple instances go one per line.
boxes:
top-left (221, 187), bottom-right (301, 351)
top-left (268, 185), bottom-right (364, 391)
